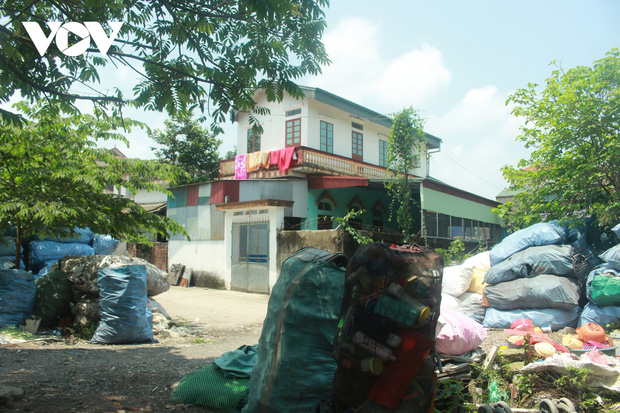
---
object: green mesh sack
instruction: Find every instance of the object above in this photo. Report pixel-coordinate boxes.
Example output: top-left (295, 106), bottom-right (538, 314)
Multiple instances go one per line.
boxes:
top-left (243, 248), bottom-right (346, 413)
top-left (170, 364), bottom-right (249, 412)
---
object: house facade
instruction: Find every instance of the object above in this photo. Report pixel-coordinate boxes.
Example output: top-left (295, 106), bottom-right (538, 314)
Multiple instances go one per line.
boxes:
top-left (166, 87), bottom-right (502, 293)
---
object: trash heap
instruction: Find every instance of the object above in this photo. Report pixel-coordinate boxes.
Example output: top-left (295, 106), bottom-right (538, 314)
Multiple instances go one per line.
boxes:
top-left (481, 222), bottom-right (585, 329)
top-left (330, 243), bottom-right (443, 412)
top-left (51, 255), bottom-right (170, 332)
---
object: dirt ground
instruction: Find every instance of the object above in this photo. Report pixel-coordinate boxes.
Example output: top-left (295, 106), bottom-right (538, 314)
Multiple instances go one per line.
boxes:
top-left (0, 287), bottom-right (269, 413)
top-left (0, 287), bottom-right (528, 413)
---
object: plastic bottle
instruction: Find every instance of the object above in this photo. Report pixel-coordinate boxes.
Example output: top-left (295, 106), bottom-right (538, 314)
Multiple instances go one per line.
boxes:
top-left (360, 357), bottom-right (384, 375)
top-left (367, 329), bottom-right (434, 409)
top-left (371, 294), bottom-right (430, 327)
top-left (352, 331), bottom-right (395, 362)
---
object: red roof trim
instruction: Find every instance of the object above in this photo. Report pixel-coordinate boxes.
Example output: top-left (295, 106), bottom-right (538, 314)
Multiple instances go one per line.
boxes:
top-left (308, 176), bottom-right (369, 190)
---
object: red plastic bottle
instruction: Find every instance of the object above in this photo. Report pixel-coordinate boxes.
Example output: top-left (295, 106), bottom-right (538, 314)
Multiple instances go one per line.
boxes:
top-left (366, 328), bottom-right (433, 410)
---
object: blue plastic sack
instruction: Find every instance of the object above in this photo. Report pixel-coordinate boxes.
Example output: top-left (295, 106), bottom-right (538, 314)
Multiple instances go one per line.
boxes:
top-left (482, 306), bottom-right (580, 330)
top-left (601, 244), bottom-right (620, 264)
top-left (490, 222), bottom-right (566, 266)
top-left (0, 237), bottom-right (19, 256)
top-left (29, 240), bottom-right (94, 267)
top-left (90, 265), bottom-right (153, 344)
top-left (485, 244), bottom-right (574, 285)
top-left (579, 302), bottom-right (620, 327)
top-left (0, 269), bottom-right (36, 327)
top-left (0, 255), bottom-right (26, 270)
top-left (92, 234), bottom-right (120, 255)
top-left (484, 274), bottom-right (580, 310)
top-left (45, 227), bottom-right (95, 244)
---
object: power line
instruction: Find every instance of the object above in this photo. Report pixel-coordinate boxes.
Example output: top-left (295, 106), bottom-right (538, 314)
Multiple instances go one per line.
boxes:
top-left (437, 151), bottom-right (504, 190)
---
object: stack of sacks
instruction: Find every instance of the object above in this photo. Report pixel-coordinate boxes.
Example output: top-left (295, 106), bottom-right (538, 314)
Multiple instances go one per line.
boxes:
top-left (482, 222), bottom-right (582, 330)
top-left (441, 251), bottom-right (490, 324)
top-left (580, 242), bottom-right (620, 326)
top-left (30, 228), bottom-right (96, 277)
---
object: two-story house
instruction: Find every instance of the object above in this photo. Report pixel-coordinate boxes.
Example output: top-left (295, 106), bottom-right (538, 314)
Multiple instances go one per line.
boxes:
top-left (166, 87), bottom-right (502, 293)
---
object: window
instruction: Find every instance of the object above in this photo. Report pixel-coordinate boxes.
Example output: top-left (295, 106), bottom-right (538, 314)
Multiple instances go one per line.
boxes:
top-left (438, 213), bottom-right (449, 238)
top-left (352, 131), bottom-right (363, 161)
top-left (318, 215), bottom-right (333, 230)
top-left (317, 202), bottom-right (332, 211)
top-left (352, 122), bottom-right (364, 130)
top-left (379, 140), bottom-right (388, 167)
top-left (320, 121), bottom-right (333, 153)
top-left (247, 129), bottom-right (260, 153)
top-left (285, 108), bottom-right (302, 117)
top-left (424, 210), bottom-right (437, 237)
top-left (286, 118), bottom-right (301, 147)
top-left (450, 217), bottom-right (463, 238)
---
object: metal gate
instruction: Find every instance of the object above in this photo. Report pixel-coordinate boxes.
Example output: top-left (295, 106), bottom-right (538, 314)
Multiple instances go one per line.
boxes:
top-left (231, 222), bottom-right (270, 293)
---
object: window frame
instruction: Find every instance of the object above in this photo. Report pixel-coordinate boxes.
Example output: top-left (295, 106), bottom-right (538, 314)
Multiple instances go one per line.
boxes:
top-left (247, 129), bottom-right (261, 153)
top-left (379, 139), bottom-right (388, 167)
top-left (320, 120), bottom-right (334, 153)
top-left (352, 130), bottom-right (363, 161)
top-left (286, 118), bottom-right (302, 147)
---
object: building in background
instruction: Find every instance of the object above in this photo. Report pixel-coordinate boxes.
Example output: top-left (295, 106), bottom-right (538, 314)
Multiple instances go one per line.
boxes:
top-left (167, 87), bottom-right (502, 293)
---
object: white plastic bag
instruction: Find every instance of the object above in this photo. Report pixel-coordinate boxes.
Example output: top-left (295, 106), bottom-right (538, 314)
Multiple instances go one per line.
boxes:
top-left (442, 265), bottom-right (473, 297)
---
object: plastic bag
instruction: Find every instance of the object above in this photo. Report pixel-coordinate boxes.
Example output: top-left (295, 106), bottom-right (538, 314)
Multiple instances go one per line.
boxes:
top-left (435, 308), bottom-right (487, 356)
top-left (442, 265), bottom-right (473, 297)
top-left (29, 241), bottom-right (94, 267)
top-left (483, 274), bottom-right (580, 310)
top-left (490, 222), bottom-right (566, 266)
top-left (441, 293), bottom-right (462, 312)
top-left (0, 269), bottom-right (36, 327)
top-left (455, 292), bottom-right (486, 324)
top-left (92, 234), bottom-right (120, 255)
top-left (601, 244), bottom-right (620, 264)
top-left (485, 244), bottom-right (574, 285)
top-left (579, 302), bottom-right (620, 327)
top-left (90, 265), bottom-right (153, 344)
top-left (483, 306), bottom-right (580, 330)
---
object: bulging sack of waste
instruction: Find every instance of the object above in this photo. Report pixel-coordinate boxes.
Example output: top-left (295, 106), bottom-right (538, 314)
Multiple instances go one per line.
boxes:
top-left (90, 265), bottom-right (153, 345)
top-left (58, 255), bottom-right (170, 297)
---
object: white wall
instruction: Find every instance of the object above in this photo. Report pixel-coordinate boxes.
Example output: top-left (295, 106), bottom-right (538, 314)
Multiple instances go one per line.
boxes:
top-left (236, 89), bottom-right (429, 177)
top-left (168, 239), bottom-right (228, 287)
top-left (134, 188), bottom-right (168, 204)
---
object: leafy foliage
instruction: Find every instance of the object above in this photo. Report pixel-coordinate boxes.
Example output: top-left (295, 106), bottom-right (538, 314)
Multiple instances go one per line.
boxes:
top-left (495, 49), bottom-right (620, 231)
top-left (0, 101), bottom-right (188, 266)
top-left (0, 0), bottom-right (330, 128)
top-left (150, 112), bottom-right (222, 183)
top-left (384, 107), bottom-right (425, 242)
top-left (331, 210), bottom-right (372, 246)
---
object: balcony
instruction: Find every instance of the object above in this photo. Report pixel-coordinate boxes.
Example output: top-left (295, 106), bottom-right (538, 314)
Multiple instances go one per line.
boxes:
top-left (219, 146), bottom-right (404, 180)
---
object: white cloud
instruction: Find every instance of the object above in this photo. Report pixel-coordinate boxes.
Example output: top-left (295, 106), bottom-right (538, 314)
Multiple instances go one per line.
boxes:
top-left (369, 44), bottom-right (452, 109)
top-left (426, 86), bottom-right (530, 199)
top-left (311, 18), bottom-right (451, 112)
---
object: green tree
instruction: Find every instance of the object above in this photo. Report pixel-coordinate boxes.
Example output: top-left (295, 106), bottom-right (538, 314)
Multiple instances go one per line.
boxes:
top-left (0, 102), bottom-right (188, 267)
top-left (0, 0), bottom-right (330, 126)
top-left (385, 107), bottom-right (425, 242)
top-left (151, 112), bottom-right (222, 183)
top-left (495, 49), bottom-right (620, 231)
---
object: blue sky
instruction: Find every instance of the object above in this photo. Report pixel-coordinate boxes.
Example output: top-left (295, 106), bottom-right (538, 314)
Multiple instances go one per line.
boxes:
top-left (302, 0), bottom-right (620, 199)
top-left (10, 1), bottom-right (617, 200)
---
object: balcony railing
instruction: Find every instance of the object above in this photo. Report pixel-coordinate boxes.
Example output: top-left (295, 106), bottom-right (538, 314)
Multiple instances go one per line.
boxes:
top-left (219, 146), bottom-right (401, 180)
